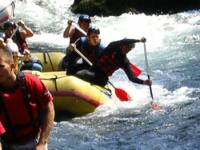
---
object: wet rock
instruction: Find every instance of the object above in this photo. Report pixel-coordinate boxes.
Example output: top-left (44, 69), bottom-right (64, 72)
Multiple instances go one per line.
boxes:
top-left (71, 0), bottom-right (200, 16)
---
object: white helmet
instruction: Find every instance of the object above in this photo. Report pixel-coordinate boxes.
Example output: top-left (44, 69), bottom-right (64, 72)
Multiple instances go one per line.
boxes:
top-left (5, 42), bottom-right (19, 53)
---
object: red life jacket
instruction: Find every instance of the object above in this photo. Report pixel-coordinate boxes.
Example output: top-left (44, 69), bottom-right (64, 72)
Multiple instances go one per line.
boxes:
top-left (97, 52), bottom-right (120, 76)
top-left (70, 28), bottom-right (85, 44)
top-left (0, 72), bottom-right (40, 144)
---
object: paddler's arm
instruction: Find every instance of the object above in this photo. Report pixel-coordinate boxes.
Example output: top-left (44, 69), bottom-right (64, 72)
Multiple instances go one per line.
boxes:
top-left (122, 57), bottom-right (151, 85)
top-left (63, 19), bottom-right (75, 38)
top-left (104, 38), bottom-right (141, 54)
top-left (17, 20), bottom-right (34, 38)
top-left (36, 100), bottom-right (55, 149)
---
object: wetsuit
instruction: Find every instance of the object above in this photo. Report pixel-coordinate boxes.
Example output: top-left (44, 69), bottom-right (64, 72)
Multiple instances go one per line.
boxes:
top-left (75, 39), bottom-right (144, 86)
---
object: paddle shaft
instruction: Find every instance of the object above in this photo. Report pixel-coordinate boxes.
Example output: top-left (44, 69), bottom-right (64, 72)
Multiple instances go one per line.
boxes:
top-left (10, 25), bottom-right (18, 39)
top-left (72, 22), bottom-right (87, 36)
top-left (71, 22), bottom-right (92, 66)
top-left (143, 43), bottom-right (154, 100)
top-left (73, 46), bottom-right (93, 66)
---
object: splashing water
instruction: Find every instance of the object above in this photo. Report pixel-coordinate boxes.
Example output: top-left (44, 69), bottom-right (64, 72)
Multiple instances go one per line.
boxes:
top-left (13, 0), bottom-right (200, 149)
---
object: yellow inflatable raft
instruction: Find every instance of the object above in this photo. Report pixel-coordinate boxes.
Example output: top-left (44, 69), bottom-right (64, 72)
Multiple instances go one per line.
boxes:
top-left (27, 71), bottom-right (112, 117)
top-left (31, 51), bottom-right (65, 72)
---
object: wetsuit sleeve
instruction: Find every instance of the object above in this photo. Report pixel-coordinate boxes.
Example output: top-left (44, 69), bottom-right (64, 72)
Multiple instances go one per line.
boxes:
top-left (104, 39), bottom-right (141, 54)
top-left (122, 57), bottom-right (144, 85)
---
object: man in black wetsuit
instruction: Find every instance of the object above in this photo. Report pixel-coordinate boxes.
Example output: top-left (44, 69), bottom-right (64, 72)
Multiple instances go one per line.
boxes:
top-left (75, 37), bottom-right (152, 87)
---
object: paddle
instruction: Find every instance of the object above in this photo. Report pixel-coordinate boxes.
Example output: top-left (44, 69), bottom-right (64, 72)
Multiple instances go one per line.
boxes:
top-left (143, 43), bottom-right (160, 109)
top-left (0, 1), bottom-right (15, 25)
top-left (72, 45), bottom-right (131, 101)
top-left (10, 25), bottom-right (18, 39)
top-left (130, 63), bottom-right (141, 77)
top-left (72, 22), bottom-right (87, 35)
top-left (107, 81), bottom-right (131, 101)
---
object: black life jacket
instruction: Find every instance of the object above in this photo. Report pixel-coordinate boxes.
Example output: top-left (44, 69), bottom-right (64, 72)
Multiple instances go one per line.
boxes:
top-left (70, 28), bottom-right (85, 44)
top-left (0, 72), bottom-right (40, 143)
top-left (80, 37), bottom-right (105, 64)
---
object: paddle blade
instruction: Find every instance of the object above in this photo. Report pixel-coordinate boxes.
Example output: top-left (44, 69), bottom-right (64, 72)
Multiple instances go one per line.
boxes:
top-left (151, 102), bottom-right (161, 110)
top-left (0, 122), bottom-right (5, 135)
top-left (130, 64), bottom-right (142, 77)
top-left (114, 87), bottom-right (131, 101)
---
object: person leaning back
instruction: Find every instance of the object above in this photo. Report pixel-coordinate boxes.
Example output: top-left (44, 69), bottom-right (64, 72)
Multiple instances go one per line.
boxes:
top-left (0, 48), bottom-right (55, 149)
top-left (74, 38), bottom-right (152, 87)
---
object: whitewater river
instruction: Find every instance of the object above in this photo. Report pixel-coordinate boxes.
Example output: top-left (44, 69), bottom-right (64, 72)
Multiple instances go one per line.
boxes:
top-left (13, 0), bottom-right (200, 149)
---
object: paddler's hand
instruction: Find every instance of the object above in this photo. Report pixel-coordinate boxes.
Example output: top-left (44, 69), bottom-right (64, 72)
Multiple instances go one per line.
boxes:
top-left (140, 37), bottom-right (146, 43)
top-left (0, 38), bottom-right (5, 48)
top-left (143, 79), bottom-right (152, 86)
top-left (36, 143), bottom-right (48, 150)
top-left (67, 19), bottom-right (73, 26)
top-left (68, 43), bottom-right (76, 52)
top-left (17, 20), bottom-right (25, 28)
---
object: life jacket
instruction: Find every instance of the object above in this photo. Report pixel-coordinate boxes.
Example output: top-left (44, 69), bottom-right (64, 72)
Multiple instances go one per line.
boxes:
top-left (80, 37), bottom-right (105, 64)
top-left (13, 30), bottom-right (28, 54)
top-left (70, 28), bottom-right (85, 44)
top-left (20, 58), bottom-right (43, 72)
top-left (23, 57), bottom-right (43, 67)
top-left (0, 72), bottom-right (40, 144)
top-left (97, 52), bottom-right (120, 76)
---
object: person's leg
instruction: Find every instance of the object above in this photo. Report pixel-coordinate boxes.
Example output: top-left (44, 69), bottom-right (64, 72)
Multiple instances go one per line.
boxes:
top-left (67, 63), bottom-right (87, 75)
top-left (2, 138), bottom-right (38, 150)
top-left (75, 69), bottom-right (95, 83)
top-left (75, 68), bottom-right (108, 86)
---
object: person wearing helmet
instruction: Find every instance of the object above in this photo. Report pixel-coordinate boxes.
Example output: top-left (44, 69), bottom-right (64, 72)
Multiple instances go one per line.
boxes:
top-left (4, 39), bottom-right (23, 73)
top-left (63, 14), bottom-right (91, 44)
top-left (75, 37), bottom-right (152, 87)
top-left (61, 26), bottom-right (105, 76)
top-left (3, 20), bottom-right (34, 54)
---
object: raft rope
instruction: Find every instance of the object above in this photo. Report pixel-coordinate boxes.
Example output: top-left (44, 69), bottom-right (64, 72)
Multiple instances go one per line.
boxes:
top-left (47, 52), bottom-right (55, 71)
top-left (40, 75), bottom-right (68, 92)
top-left (43, 52), bottom-right (47, 64)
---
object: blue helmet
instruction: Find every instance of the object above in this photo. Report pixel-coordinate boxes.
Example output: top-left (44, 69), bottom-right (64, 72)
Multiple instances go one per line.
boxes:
top-left (78, 15), bottom-right (91, 23)
top-left (87, 26), bottom-right (100, 35)
top-left (3, 21), bottom-right (16, 30)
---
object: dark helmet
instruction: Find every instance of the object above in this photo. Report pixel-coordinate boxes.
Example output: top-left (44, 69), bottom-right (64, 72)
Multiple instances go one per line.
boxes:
top-left (87, 26), bottom-right (100, 35)
top-left (3, 21), bottom-right (16, 30)
top-left (78, 15), bottom-right (91, 23)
